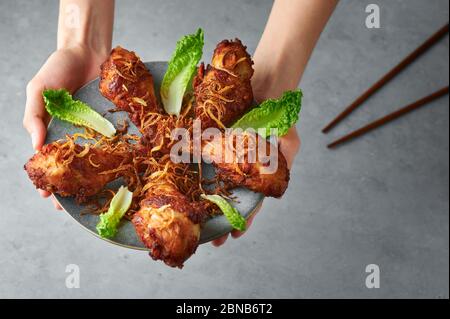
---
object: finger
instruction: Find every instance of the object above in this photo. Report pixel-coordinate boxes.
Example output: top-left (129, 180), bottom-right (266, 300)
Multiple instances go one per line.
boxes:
top-left (23, 80), bottom-right (49, 151)
top-left (231, 212), bottom-right (257, 238)
top-left (27, 117), bottom-right (47, 151)
top-left (38, 189), bottom-right (51, 198)
top-left (211, 233), bottom-right (229, 247)
top-left (51, 196), bottom-right (63, 210)
top-left (279, 127), bottom-right (301, 169)
top-left (231, 200), bottom-right (263, 238)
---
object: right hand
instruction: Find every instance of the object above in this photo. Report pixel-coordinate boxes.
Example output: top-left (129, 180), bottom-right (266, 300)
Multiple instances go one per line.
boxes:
top-left (23, 44), bottom-right (108, 209)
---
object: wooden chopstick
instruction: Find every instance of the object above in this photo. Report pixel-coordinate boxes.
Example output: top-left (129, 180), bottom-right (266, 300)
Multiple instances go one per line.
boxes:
top-left (327, 86), bottom-right (449, 149)
top-left (322, 23), bottom-right (449, 133)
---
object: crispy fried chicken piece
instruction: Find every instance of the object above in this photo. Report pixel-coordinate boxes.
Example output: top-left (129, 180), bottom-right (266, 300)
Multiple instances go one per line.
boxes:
top-left (99, 46), bottom-right (162, 128)
top-left (132, 184), bottom-right (200, 268)
top-left (132, 160), bottom-right (205, 268)
top-left (202, 131), bottom-right (290, 198)
top-left (194, 39), bottom-right (254, 129)
top-left (24, 140), bottom-right (133, 203)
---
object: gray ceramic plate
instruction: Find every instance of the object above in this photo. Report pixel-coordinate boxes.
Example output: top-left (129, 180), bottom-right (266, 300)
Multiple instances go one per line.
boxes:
top-left (46, 61), bottom-right (264, 250)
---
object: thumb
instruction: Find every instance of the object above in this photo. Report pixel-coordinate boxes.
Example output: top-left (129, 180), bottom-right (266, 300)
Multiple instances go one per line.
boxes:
top-left (23, 80), bottom-right (49, 151)
top-left (28, 117), bottom-right (47, 151)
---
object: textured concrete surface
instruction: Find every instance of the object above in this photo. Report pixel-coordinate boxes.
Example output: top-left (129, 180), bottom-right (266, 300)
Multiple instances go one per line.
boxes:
top-left (0, 0), bottom-right (448, 298)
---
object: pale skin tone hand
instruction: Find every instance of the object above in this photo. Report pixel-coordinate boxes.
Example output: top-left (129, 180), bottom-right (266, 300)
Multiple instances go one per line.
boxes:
top-left (212, 0), bottom-right (338, 246)
top-left (23, 0), bottom-right (114, 209)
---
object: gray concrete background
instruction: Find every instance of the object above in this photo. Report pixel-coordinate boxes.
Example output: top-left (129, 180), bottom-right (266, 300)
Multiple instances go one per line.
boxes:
top-left (0, 0), bottom-right (448, 298)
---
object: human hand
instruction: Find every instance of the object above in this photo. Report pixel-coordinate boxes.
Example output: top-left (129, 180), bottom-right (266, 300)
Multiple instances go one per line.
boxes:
top-left (23, 44), bottom-right (108, 210)
top-left (211, 127), bottom-right (300, 246)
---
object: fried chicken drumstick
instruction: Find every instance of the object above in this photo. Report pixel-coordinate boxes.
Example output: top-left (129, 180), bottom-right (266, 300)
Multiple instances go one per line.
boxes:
top-left (202, 132), bottom-right (289, 198)
top-left (24, 137), bottom-right (134, 202)
top-left (194, 39), bottom-right (254, 129)
top-left (132, 158), bottom-right (207, 268)
top-left (99, 46), bottom-right (162, 128)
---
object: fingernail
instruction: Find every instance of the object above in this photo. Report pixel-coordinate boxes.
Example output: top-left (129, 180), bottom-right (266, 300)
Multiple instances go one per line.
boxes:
top-left (31, 132), bottom-right (37, 150)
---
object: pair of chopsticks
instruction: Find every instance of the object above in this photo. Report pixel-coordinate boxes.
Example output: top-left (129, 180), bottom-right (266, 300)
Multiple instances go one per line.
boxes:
top-left (324, 23), bottom-right (449, 148)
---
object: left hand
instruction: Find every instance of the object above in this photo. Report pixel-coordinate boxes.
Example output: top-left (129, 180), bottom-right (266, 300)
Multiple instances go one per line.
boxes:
top-left (211, 127), bottom-right (300, 246)
top-left (23, 44), bottom-right (109, 210)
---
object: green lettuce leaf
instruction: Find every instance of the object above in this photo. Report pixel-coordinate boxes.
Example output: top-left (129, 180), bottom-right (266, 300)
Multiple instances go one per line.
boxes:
top-left (232, 90), bottom-right (302, 138)
top-left (201, 194), bottom-right (246, 231)
top-left (43, 88), bottom-right (116, 137)
top-left (96, 186), bottom-right (133, 239)
top-left (161, 28), bottom-right (204, 115)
